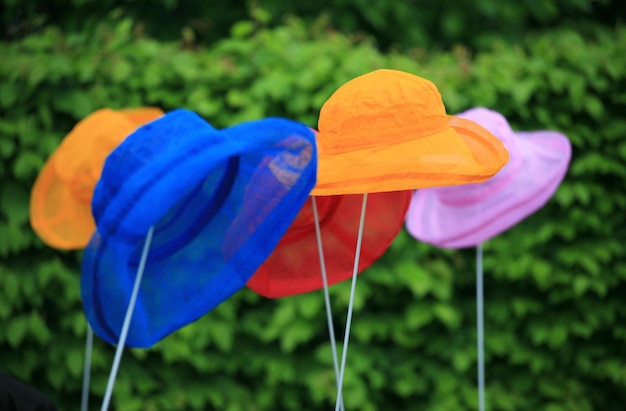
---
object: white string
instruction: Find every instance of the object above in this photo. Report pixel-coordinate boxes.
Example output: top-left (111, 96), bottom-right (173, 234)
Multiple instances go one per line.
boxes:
top-left (311, 197), bottom-right (345, 411)
top-left (81, 325), bottom-right (93, 411)
top-left (100, 226), bottom-right (155, 411)
top-left (334, 193), bottom-right (368, 411)
top-left (477, 242), bottom-right (485, 411)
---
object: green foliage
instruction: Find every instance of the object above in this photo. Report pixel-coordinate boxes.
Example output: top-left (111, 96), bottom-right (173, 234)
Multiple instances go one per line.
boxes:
top-left (258, 0), bottom-right (624, 50)
top-left (2, 0), bottom-right (624, 51)
top-left (1, 14), bottom-right (626, 411)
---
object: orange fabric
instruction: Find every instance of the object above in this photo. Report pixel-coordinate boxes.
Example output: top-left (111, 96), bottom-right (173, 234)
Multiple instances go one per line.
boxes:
top-left (312, 69), bottom-right (510, 195)
top-left (30, 107), bottom-right (164, 249)
top-left (119, 107), bottom-right (166, 126)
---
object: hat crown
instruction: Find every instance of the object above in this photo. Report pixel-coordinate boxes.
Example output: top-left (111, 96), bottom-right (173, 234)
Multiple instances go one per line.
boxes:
top-left (92, 109), bottom-right (217, 228)
top-left (317, 69), bottom-right (450, 155)
top-left (460, 108), bottom-right (517, 149)
top-left (54, 109), bottom-right (137, 181)
top-left (67, 169), bottom-right (99, 204)
top-left (53, 109), bottom-right (140, 205)
top-left (435, 108), bottom-right (521, 205)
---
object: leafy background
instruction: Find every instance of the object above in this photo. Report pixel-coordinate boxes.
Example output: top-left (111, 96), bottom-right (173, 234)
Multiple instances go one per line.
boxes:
top-left (1, 1), bottom-right (626, 410)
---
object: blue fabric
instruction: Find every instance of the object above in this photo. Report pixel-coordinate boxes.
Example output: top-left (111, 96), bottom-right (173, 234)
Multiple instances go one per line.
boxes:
top-left (81, 109), bottom-right (317, 347)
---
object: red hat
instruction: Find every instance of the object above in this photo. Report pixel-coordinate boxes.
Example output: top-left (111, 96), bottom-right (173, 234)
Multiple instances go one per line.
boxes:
top-left (246, 191), bottom-right (411, 298)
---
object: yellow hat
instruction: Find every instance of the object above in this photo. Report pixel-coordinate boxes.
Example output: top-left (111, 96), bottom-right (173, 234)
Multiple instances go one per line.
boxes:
top-left (30, 107), bottom-right (164, 249)
top-left (312, 69), bottom-right (510, 195)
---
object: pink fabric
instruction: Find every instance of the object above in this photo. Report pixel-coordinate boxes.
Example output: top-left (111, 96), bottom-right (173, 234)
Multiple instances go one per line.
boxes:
top-left (405, 107), bottom-right (572, 249)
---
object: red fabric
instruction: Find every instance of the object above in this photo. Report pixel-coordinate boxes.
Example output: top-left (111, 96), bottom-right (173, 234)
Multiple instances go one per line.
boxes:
top-left (246, 190), bottom-right (411, 298)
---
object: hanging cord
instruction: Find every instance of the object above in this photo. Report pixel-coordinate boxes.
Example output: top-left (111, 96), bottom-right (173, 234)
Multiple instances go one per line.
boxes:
top-left (100, 227), bottom-right (155, 411)
top-left (477, 243), bottom-right (485, 411)
top-left (334, 193), bottom-right (368, 411)
top-left (311, 197), bottom-right (345, 411)
top-left (81, 325), bottom-right (94, 411)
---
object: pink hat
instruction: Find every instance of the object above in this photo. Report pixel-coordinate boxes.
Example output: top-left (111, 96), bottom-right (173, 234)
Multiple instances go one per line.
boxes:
top-left (405, 107), bottom-right (571, 249)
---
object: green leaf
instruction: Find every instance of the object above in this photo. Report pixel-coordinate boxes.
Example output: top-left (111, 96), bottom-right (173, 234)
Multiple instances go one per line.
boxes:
top-left (584, 95), bottom-right (604, 120)
top-left (280, 321), bottom-right (316, 352)
top-left (65, 348), bottom-right (84, 377)
top-left (0, 182), bottom-right (30, 224)
top-left (6, 315), bottom-right (29, 347)
top-left (231, 21), bottom-right (255, 38)
top-left (405, 303), bottom-right (434, 330)
top-left (112, 58), bottom-right (133, 83)
top-left (0, 82), bottom-right (20, 107)
top-left (433, 303), bottom-right (461, 329)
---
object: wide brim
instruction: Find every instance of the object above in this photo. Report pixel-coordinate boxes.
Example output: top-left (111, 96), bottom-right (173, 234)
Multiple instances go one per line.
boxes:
top-left (29, 154), bottom-right (95, 249)
top-left (246, 190), bottom-right (411, 298)
top-left (405, 130), bottom-right (571, 249)
top-left (81, 114), bottom-right (317, 347)
top-left (311, 116), bottom-right (509, 196)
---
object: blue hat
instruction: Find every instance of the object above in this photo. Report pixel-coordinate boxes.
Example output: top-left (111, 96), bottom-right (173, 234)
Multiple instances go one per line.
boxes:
top-left (81, 109), bottom-right (317, 347)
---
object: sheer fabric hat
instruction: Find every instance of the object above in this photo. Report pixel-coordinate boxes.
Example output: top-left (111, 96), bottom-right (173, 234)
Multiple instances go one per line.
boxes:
top-left (81, 109), bottom-right (317, 347)
top-left (406, 107), bottom-right (572, 248)
top-left (312, 69), bottom-right (510, 195)
top-left (246, 190), bottom-right (411, 298)
top-left (30, 107), bottom-right (164, 249)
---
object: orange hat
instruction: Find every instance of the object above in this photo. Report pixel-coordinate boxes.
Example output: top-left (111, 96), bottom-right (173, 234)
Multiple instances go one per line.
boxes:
top-left (312, 69), bottom-right (510, 195)
top-left (30, 107), bottom-right (164, 249)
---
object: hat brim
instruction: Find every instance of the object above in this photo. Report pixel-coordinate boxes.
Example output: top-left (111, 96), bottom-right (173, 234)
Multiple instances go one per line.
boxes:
top-left (246, 190), bottom-right (412, 298)
top-left (311, 117), bottom-right (509, 196)
top-left (29, 155), bottom-right (95, 249)
top-left (81, 113), bottom-right (317, 348)
top-left (406, 130), bottom-right (571, 248)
